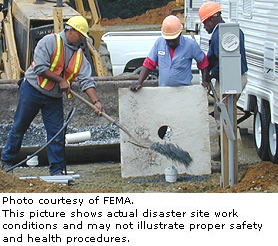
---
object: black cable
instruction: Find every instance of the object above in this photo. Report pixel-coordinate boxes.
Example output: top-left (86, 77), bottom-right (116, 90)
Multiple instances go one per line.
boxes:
top-left (63, 107), bottom-right (76, 175)
top-left (6, 107), bottom-right (76, 172)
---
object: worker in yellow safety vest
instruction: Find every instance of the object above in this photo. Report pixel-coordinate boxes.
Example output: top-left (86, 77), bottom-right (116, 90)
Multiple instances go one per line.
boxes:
top-left (0, 16), bottom-right (104, 175)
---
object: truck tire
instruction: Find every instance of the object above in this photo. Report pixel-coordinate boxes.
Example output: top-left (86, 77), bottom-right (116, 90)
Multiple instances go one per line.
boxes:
top-left (132, 66), bottom-right (158, 80)
top-left (98, 40), bottom-right (113, 76)
top-left (253, 102), bottom-right (270, 161)
top-left (268, 122), bottom-right (278, 163)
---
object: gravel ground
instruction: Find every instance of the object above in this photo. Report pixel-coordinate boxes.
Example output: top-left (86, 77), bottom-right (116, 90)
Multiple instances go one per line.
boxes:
top-left (2, 106), bottom-right (277, 193)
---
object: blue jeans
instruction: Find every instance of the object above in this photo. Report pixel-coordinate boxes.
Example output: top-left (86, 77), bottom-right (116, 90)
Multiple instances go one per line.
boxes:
top-left (1, 80), bottom-right (65, 175)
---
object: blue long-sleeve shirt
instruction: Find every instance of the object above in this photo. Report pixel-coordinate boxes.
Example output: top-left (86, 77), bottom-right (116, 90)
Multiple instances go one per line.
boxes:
top-left (207, 20), bottom-right (248, 80)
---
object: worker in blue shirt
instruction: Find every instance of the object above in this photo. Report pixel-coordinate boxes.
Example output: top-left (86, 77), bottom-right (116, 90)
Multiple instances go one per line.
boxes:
top-left (199, 1), bottom-right (248, 163)
top-left (130, 15), bottom-right (209, 91)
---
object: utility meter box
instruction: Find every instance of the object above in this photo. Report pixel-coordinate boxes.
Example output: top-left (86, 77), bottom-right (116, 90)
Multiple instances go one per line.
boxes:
top-left (219, 23), bottom-right (242, 94)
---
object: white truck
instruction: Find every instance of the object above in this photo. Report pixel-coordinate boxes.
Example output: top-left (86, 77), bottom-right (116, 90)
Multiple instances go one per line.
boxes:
top-left (101, 30), bottom-right (201, 84)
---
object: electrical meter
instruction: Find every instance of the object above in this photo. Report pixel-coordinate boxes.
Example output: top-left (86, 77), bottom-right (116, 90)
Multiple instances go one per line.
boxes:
top-left (219, 23), bottom-right (242, 94)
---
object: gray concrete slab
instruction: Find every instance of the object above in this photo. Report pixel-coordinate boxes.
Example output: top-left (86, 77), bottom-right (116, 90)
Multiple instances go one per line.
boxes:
top-left (119, 85), bottom-right (211, 177)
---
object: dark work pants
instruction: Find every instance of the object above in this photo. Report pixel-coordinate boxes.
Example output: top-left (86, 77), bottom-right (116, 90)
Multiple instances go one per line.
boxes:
top-left (1, 80), bottom-right (65, 175)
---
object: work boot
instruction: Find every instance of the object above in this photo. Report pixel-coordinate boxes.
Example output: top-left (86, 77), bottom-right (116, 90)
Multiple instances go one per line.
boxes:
top-left (211, 151), bottom-right (221, 161)
top-left (211, 165), bottom-right (221, 173)
top-left (51, 172), bottom-right (64, 176)
top-left (0, 161), bottom-right (13, 174)
top-left (211, 135), bottom-right (221, 161)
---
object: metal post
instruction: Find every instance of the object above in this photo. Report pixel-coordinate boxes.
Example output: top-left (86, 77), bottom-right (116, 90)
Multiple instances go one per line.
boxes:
top-left (219, 23), bottom-right (241, 187)
top-left (56, 0), bottom-right (64, 7)
top-left (227, 95), bottom-right (235, 186)
top-left (33, 0), bottom-right (45, 4)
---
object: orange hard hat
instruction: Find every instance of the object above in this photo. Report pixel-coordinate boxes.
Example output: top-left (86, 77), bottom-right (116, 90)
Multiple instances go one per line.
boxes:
top-left (161, 15), bottom-right (183, 40)
top-left (198, 1), bottom-right (222, 23)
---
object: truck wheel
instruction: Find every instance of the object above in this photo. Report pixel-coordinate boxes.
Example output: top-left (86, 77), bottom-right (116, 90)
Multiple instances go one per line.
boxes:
top-left (132, 66), bottom-right (158, 80)
top-left (98, 40), bottom-right (113, 76)
top-left (253, 103), bottom-right (270, 161)
top-left (268, 122), bottom-right (278, 163)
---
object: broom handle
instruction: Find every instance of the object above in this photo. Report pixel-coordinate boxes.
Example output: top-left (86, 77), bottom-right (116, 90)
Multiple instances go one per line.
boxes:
top-left (71, 90), bottom-right (116, 124)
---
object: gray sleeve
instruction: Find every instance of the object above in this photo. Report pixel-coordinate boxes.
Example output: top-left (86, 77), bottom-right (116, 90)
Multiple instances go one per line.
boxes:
top-left (32, 34), bottom-right (56, 75)
top-left (77, 56), bottom-right (96, 92)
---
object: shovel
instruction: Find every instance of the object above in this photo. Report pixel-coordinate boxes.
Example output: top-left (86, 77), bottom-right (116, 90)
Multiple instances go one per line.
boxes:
top-left (70, 90), bottom-right (192, 167)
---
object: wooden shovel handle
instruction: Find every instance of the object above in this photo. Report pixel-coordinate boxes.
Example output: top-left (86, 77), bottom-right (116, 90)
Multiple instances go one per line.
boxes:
top-left (70, 90), bottom-right (116, 124)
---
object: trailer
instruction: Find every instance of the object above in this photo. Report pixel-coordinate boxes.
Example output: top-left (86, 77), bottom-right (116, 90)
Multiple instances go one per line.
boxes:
top-left (198, 0), bottom-right (278, 163)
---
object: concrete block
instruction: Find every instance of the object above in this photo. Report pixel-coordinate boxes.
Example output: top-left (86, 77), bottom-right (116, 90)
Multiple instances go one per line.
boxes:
top-left (119, 85), bottom-right (211, 178)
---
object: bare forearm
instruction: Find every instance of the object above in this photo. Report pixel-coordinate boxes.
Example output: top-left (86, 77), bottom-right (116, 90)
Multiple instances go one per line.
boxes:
top-left (85, 87), bottom-right (99, 103)
top-left (130, 66), bottom-right (151, 92)
top-left (85, 87), bottom-right (104, 114)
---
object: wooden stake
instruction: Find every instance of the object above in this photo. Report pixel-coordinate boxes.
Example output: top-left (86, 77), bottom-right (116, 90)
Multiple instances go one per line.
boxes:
top-left (220, 94), bottom-right (238, 187)
top-left (53, 8), bottom-right (63, 34)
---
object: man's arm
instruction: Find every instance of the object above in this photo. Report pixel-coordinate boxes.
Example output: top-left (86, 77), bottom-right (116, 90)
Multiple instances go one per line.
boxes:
top-left (200, 66), bottom-right (211, 90)
top-left (129, 66), bottom-right (151, 92)
top-left (85, 87), bottom-right (104, 115)
top-left (197, 53), bottom-right (210, 90)
top-left (129, 56), bottom-right (157, 92)
top-left (41, 70), bottom-right (70, 94)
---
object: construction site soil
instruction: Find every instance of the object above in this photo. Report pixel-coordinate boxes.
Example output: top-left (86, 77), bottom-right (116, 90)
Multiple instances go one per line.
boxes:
top-left (1, 109), bottom-right (278, 193)
top-left (1, 2), bottom-right (278, 193)
top-left (100, 1), bottom-right (177, 26)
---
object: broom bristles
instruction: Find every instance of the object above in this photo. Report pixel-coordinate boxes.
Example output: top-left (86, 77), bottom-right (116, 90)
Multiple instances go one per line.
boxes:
top-left (150, 142), bottom-right (192, 167)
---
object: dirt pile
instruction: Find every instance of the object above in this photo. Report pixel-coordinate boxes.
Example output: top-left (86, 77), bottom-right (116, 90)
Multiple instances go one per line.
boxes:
top-left (213, 162), bottom-right (278, 193)
top-left (101, 1), bottom-right (177, 26)
top-left (0, 171), bottom-right (112, 193)
top-left (1, 162), bottom-right (278, 193)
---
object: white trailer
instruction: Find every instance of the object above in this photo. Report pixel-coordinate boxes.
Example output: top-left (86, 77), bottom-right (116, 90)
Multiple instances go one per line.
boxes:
top-left (184, 0), bottom-right (204, 32)
top-left (197, 0), bottom-right (278, 163)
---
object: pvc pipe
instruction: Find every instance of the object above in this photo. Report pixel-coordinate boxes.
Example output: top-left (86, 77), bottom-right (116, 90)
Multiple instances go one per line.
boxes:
top-left (26, 155), bottom-right (39, 166)
top-left (65, 131), bottom-right (91, 144)
top-left (39, 175), bottom-right (75, 181)
top-left (19, 176), bottom-right (69, 185)
top-left (165, 165), bottom-right (178, 182)
top-left (72, 174), bottom-right (81, 179)
top-left (44, 179), bottom-right (68, 184)
top-left (20, 175), bottom-right (76, 182)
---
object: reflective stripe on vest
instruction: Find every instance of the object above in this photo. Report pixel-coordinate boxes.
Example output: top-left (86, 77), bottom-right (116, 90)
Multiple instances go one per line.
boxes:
top-left (65, 48), bottom-right (83, 84)
top-left (40, 34), bottom-right (63, 88)
top-left (35, 34), bottom-right (83, 91)
top-left (64, 48), bottom-right (83, 98)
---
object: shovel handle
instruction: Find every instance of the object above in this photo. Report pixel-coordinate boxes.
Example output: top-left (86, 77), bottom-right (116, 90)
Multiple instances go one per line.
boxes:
top-left (70, 90), bottom-right (116, 124)
top-left (71, 90), bottom-right (151, 148)
top-left (210, 82), bottom-right (219, 103)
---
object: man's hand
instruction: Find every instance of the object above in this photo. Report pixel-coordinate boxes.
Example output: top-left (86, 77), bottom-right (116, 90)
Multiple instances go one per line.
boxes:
top-left (202, 81), bottom-right (211, 91)
top-left (58, 80), bottom-right (71, 94)
top-left (129, 82), bottom-right (143, 92)
top-left (94, 101), bottom-right (105, 116)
